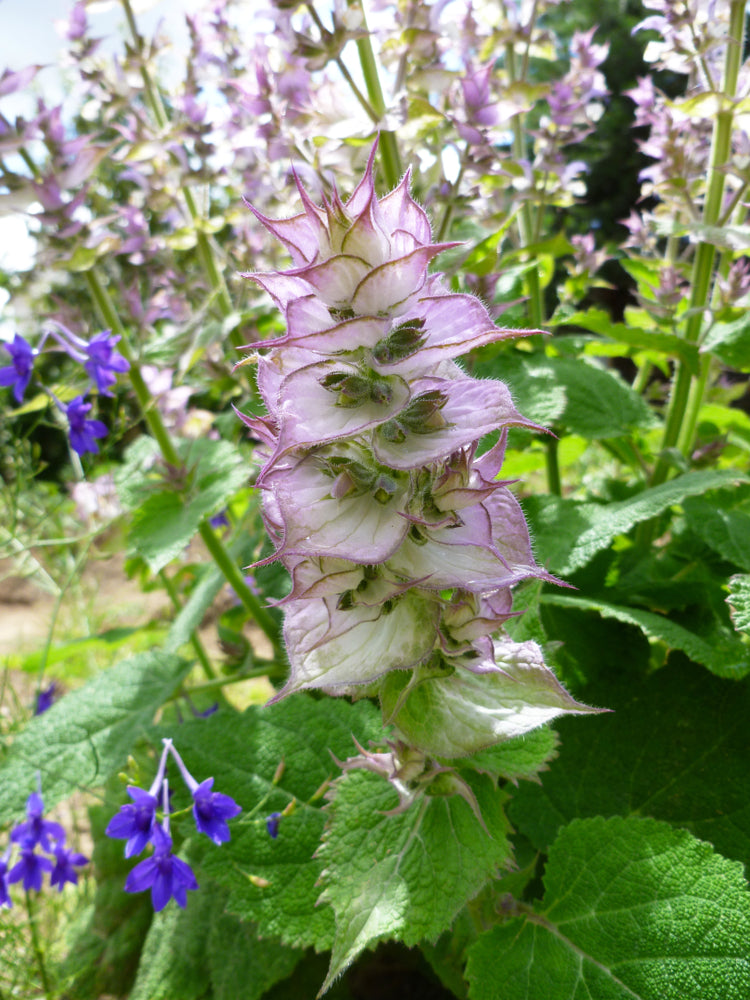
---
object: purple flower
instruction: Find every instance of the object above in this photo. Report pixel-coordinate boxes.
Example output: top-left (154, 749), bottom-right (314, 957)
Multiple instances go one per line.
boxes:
top-left (191, 778), bottom-right (242, 845)
top-left (105, 786), bottom-right (159, 857)
top-left (265, 812), bottom-right (282, 839)
top-left (83, 331), bottom-right (129, 396)
top-left (8, 846), bottom-right (54, 892)
top-left (124, 824), bottom-right (198, 911)
top-left (50, 842), bottom-right (89, 891)
top-left (166, 741), bottom-right (243, 844)
top-left (0, 334), bottom-right (35, 404)
top-left (34, 681), bottom-right (59, 715)
top-left (0, 849), bottom-right (12, 908)
top-left (11, 792), bottom-right (65, 852)
top-left (65, 396), bottom-right (108, 456)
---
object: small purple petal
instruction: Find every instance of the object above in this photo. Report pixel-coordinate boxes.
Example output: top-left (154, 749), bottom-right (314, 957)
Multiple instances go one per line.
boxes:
top-left (192, 778), bottom-right (242, 845)
top-left (106, 787), bottom-right (158, 857)
top-left (265, 812), bottom-right (282, 839)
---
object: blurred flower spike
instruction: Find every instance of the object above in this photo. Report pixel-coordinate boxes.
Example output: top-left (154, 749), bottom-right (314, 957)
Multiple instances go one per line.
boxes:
top-left (240, 140), bottom-right (600, 765)
top-left (107, 738), bottom-right (241, 910)
top-left (1, 781), bottom-right (88, 906)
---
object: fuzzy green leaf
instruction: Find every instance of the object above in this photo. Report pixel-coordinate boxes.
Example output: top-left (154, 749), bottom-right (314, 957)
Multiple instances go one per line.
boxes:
top-left (129, 878), bottom-right (300, 1000)
top-left (0, 650), bottom-right (190, 825)
top-left (507, 661), bottom-right (750, 867)
top-left (318, 769), bottom-right (512, 992)
top-left (727, 574), bottom-right (750, 633)
top-left (459, 726), bottom-right (559, 782)
top-left (683, 487), bottom-right (750, 572)
top-left (541, 594), bottom-right (750, 679)
top-left (701, 313), bottom-right (750, 369)
top-left (466, 816), bottom-right (750, 1000)
top-left (524, 469), bottom-right (750, 575)
top-left (499, 354), bottom-right (657, 438)
top-left (174, 697), bottom-right (382, 953)
top-left (126, 438), bottom-right (248, 573)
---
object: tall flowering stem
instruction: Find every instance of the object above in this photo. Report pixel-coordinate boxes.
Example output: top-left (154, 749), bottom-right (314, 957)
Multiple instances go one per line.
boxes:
top-left (243, 144), bottom-right (596, 759)
top-left (650, 0), bottom-right (747, 488)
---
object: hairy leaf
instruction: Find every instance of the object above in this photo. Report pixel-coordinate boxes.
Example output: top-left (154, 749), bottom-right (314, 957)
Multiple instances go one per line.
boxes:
top-left (318, 769), bottom-right (512, 992)
top-left (507, 661), bottom-right (750, 867)
top-left (0, 650), bottom-right (190, 825)
top-left (542, 593), bottom-right (750, 679)
top-left (466, 817), bottom-right (750, 1000)
top-left (175, 697), bottom-right (382, 952)
top-left (727, 574), bottom-right (750, 634)
top-left (524, 469), bottom-right (750, 575)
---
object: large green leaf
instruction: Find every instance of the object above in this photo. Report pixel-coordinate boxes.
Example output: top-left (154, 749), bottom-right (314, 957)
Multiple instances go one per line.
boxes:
top-left (129, 878), bottom-right (301, 1000)
top-left (541, 594), bottom-right (750, 679)
top-left (496, 353), bottom-right (657, 438)
top-left (524, 469), bottom-right (750, 575)
top-left (0, 650), bottom-right (190, 824)
top-left (683, 487), bottom-right (750, 572)
top-left (507, 661), bottom-right (750, 868)
top-left (317, 769), bottom-right (512, 992)
top-left (175, 696), bottom-right (382, 953)
top-left (466, 816), bottom-right (750, 1000)
top-left (123, 438), bottom-right (249, 573)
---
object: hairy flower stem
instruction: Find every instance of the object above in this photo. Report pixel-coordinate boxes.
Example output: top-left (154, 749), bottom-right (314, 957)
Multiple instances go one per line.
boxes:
top-left (25, 890), bottom-right (52, 1000)
top-left (347, 0), bottom-right (402, 189)
top-left (649, 0), bottom-right (746, 490)
top-left (85, 268), bottom-right (282, 655)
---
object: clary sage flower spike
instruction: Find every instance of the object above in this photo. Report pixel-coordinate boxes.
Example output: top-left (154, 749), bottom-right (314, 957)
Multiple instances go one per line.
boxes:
top-left (242, 141), bottom-right (598, 760)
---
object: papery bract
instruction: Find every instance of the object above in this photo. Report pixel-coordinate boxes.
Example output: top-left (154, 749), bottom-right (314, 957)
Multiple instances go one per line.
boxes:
top-left (243, 141), bottom-right (598, 762)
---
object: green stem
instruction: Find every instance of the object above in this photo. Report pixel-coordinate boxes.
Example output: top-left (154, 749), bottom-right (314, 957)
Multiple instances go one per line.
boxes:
top-left (197, 522), bottom-right (280, 644)
top-left (304, 3), bottom-right (380, 124)
top-left (85, 268), bottom-right (282, 654)
top-left (348, 0), bottom-right (402, 188)
top-left (649, 0), bottom-right (746, 488)
top-left (159, 569), bottom-right (216, 678)
top-left (25, 890), bottom-right (52, 1000)
top-left (545, 436), bottom-right (562, 497)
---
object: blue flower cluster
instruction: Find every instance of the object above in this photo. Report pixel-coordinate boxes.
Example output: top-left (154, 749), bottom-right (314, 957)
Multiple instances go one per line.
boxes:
top-left (0, 322), bottom-right (129, 456)
top-left (106, 739), bottom-right (242, 911)
top-left (1, 784), bottom-right (88, 909)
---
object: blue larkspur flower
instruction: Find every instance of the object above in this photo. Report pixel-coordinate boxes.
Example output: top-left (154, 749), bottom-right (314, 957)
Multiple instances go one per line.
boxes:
top-left (8, 846), bottom-right (53, 892)
top-left (65, 395), bottom-right (108, 455)
top-left (124, 824), bottom-right (198, 911)
top-left (265, 812), bottom-right (282, 839)
top-left (34, 681), bottom-right (59, 715)
top-left (0, 333), bottom-right (34, 403)
top-left (84, 330), bottom-right (129, 396)
top-left (50, 842), bottom-right (89, 891)
top-left (105, 786), bottom-right (159, 857)
top-left (11, 792), bottom-right (65, 851)
top-left (0, 849), bottom-right (12, 908)
top-left (191, 777), bottom-right (242, 845)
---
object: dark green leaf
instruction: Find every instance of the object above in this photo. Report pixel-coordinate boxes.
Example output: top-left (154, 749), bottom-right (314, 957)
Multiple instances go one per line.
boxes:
top-left (466, 817), bottom-right (750, 1000)
top-left (542, 594), bottom-right (750, 679)
top-left (318, 769), bottom-right (512, 991)
top-left (176, 697), bottom-right (382, 952)
top-left (524, 469), bottom-right (750, 575)
top-left (507, 661), bottom-right (750, 867)
top-left (0, 650), bottom-right (190, 825)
